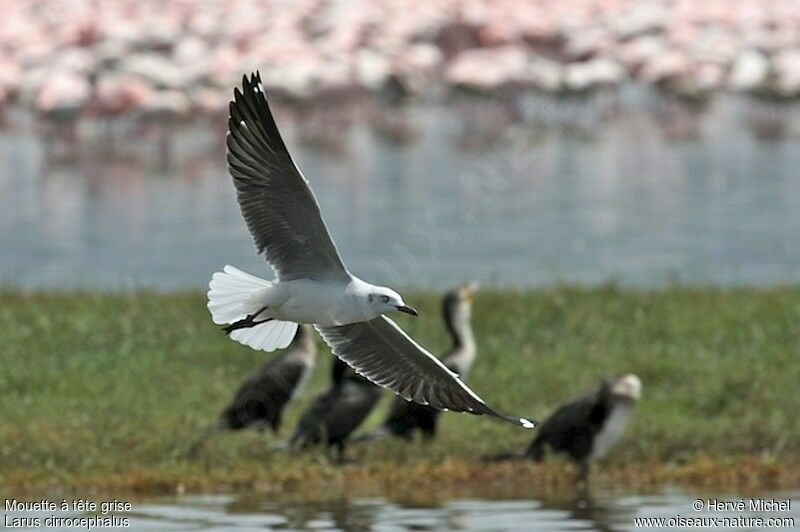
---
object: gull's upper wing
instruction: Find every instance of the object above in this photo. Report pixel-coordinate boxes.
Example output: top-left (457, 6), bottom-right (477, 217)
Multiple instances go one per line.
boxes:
top-left (227, 72), bottom-right (349, 281)
top-left (316, 316), bottom-right (536, 429)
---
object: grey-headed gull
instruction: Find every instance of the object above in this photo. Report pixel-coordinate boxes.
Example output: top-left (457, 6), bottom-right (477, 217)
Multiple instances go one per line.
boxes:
top-left (208, 72), bottom-right (535, 429)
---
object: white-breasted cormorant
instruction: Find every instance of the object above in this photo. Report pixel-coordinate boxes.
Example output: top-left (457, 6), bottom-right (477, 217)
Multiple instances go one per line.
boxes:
top-left (528, 374), bottom-right (641, 481)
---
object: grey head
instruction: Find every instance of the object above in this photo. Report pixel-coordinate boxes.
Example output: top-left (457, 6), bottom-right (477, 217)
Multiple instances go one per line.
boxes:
top-left (366, 285), bottom-right (418, 317)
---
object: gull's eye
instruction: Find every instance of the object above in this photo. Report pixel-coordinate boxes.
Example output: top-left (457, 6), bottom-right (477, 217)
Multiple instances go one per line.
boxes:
top-left (380, 295), bottom-right (390, 304)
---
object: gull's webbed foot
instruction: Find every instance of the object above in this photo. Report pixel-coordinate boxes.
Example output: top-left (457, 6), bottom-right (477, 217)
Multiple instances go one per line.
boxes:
top-left (222, 306), bottom-right (270, 335)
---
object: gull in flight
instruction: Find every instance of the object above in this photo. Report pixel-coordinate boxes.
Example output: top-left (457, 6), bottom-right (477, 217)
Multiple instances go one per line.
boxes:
top-left (208, 72), bottom-right (536, 429)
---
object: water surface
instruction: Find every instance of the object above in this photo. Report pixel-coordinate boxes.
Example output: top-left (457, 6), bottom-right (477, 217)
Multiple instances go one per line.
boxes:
top-left (4, 488), bottom-right (798, 530)
top-left (2, 95), bottom-right (799, 290)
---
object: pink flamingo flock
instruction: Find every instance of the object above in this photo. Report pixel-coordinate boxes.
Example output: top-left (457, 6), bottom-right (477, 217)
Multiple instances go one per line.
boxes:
top-left (3, 0), bottom-right (800, 119)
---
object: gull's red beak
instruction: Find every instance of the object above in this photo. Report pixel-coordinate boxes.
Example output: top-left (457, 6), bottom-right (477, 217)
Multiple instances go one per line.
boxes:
top-left (396, 305), bottom-right (419, 316)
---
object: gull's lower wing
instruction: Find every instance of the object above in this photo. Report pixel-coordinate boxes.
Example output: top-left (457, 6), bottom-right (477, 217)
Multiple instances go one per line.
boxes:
top-left (227, 72), bottom-right (349, 282)
top-left (315, 316), bottom-right (536, 429)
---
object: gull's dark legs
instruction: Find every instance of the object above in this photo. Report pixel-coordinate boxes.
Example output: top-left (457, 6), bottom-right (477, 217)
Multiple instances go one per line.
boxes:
top-left (222, 306), bottom-right (271, 335)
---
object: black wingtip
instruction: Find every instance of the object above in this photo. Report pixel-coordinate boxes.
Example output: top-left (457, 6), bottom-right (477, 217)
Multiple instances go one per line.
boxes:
top-left (233, 71), bottom-right (269, 108)
top-left (473, 400), bottom-right (539, 429)
top-left (494, 411), bottom-right (538, 429)
top-left (241, 71), bottom-right (262, 93)
top-left (227, 69), bottom-right (289, 150)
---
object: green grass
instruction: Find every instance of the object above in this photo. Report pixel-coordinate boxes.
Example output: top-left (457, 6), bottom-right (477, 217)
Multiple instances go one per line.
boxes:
top-left (1, 285), bottom-right (799, 492)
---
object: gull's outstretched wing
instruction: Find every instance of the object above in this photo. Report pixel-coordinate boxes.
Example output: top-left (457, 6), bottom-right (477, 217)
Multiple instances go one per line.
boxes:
top-left (316, 316), bottom-right (537, 429)
top-left (227, 72), bottom-right (349, 281)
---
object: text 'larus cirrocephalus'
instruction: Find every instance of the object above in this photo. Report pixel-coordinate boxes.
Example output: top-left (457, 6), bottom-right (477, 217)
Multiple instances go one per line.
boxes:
top-left (207, 72), bottom-right (536, 430)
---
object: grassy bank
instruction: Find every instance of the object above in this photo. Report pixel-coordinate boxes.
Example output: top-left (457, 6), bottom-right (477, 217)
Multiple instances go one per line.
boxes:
top-left (1, 286), bottom-right (799, 494)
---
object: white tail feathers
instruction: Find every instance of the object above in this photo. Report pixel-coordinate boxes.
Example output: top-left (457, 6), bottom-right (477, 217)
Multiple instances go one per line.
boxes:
top-left (208, 265), bottom-right (298, 352)
top-left (229, 319), bottom-right (298, 351)
top-left (208, 265), bottom-right (272, 324)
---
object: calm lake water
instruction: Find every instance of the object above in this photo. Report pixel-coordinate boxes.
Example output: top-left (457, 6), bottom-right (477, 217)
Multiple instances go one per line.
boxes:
top-left (4, 488), bottom-right (798, 530)
top-left (2, 92), bottom-right (800, 290)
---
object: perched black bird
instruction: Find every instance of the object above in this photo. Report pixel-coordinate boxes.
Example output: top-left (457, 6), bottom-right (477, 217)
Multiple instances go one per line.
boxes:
top-left (382, 282), bottom-right (479, 440)
top-left (527, 374), bottom-right (641, 481)
top-left (190, 325), bottom-right (317, 454)
top-left (289, 358), bottom-right (382, 461)
top-left (219, 324), bottom-right (317, 431)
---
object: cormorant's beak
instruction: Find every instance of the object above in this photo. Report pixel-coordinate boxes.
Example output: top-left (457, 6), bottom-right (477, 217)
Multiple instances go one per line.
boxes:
top-left (396, 305), bottom-right (419, 316)
top-left (462, 281), bottom-right (480, 303)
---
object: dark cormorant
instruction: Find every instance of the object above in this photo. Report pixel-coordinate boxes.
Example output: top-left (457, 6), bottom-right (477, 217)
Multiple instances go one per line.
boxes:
top-left (219, 324), bottom-right (317, 432)
top-left (289, 358), bottom-right (382, 461)
top-left (190, 325), bottom-right (317, 454)
top-left (382, 282), bottom-right (479, 440)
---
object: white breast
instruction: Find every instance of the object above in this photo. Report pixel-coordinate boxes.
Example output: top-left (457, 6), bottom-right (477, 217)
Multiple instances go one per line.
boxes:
top-left (592, 403), bottom-right (633, 459)
top-left (270, 278), bottom-right (378, 326)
